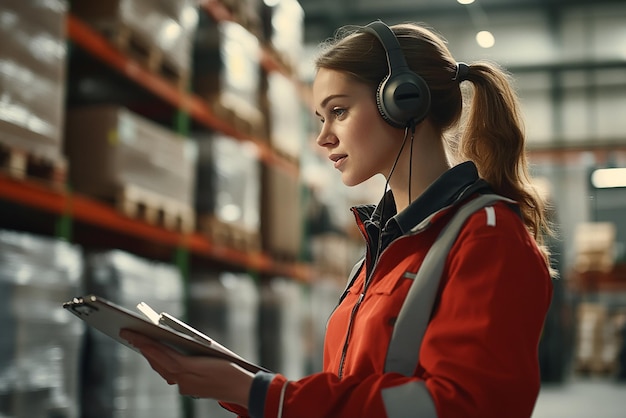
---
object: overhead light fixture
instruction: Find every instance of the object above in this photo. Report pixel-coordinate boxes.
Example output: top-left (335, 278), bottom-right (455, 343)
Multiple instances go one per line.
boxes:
top-left (458, 0), bottom-right (475, 4)
top-left (476, 30), bottom-right (495, 48)
top-left (591, 167), bottom-right (626, 188)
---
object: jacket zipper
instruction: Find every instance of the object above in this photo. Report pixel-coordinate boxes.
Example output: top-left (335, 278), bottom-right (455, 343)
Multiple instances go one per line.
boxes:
top-left (337, 253), bottom-right (380, 379)
top-left (337, 292), bottom-right (364, 379)
top-left (335, 222), bottom-right (432, 379)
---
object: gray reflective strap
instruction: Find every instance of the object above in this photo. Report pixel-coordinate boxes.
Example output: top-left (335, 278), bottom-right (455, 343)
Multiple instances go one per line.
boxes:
top-left (382, 381), bottom-right (437, 418)
top-left (384, 194), bottom-right (513, 376)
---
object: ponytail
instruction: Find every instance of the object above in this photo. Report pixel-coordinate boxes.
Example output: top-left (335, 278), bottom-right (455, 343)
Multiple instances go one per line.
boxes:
top-left (457, 62), bottom-right (554, 273)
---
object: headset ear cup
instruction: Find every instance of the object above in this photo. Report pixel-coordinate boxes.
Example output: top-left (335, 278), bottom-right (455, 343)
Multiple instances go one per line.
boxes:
top-left (376, 79), bottom-right (404, 128)
top-left (377, 71), bottom-right (431, 128)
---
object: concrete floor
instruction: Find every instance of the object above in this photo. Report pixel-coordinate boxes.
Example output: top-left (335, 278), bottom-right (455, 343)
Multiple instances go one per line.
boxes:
top-left (532, 377), bottom-right (626, 418)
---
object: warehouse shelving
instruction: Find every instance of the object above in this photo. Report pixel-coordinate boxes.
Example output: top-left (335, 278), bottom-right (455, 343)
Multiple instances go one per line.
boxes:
top-left (0, 173), bottom-right (312, 281)
top-left (66, 13), bottom-right (299, 178)
top-left (0, 8), bottom-right (314, 283)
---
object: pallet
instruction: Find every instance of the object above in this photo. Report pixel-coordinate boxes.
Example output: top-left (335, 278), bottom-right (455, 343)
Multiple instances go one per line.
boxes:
top-left (272, 146), bottom-right (300, 166)
top-left (197, 214), bottom-right (261, 252)
top-left (0, 142), bottom-right (67, 188)
top-left (266, 249), bottom-right (300, 265)
top-left (211, 99), bottom-right (266, 137)
top-left (116, 183), bottom-right (195, 233)
top-left (101, 22), bottom-right (189, 91)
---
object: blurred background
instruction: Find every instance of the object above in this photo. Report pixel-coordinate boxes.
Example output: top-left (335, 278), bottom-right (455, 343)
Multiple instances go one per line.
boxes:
top-left (0, 0), bottom-right (625, 417)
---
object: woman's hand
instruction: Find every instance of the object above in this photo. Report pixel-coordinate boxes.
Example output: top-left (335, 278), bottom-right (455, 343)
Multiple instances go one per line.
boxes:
top-left (119, 329), bottom-right (254, 407)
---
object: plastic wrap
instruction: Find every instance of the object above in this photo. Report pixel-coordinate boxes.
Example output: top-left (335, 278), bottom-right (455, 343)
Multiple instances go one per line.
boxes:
top-left (193, 19), bottom-right (263, 124)
top-left (195, 133), bottom-right (261, 234)
top-left (64, 106), bottom-right (198, 206)
top-left (259, 277), bottom-right (308, 380)
top-left (71, 0), bottom-right (199, 73)
top-left (268, 0), bottom-right (304, 70)
top-left (0, 229), bottom-right (84, 418)
top-left (266, 72), bottom-right (305, 160)
top-left (81, 250), bottom-right (185, 418)
top-left (0, 0), bottom-right (67, 161)
top-left (187, 271), bottom-right (259, 418)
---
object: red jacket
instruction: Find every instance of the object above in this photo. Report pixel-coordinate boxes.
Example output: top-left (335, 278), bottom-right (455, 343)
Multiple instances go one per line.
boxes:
top-left (228, 162), bottom-right (553, 418)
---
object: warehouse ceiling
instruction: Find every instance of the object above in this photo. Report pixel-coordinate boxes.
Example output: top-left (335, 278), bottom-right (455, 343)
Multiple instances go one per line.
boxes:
top-left (297, 0), bottom-right (626, 43)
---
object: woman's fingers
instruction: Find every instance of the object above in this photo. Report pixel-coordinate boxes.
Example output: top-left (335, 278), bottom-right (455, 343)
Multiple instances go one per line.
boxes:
top-left (118, 329), bottom-right (253, 405)
top-left (119, 329), bottom-right (185, 383)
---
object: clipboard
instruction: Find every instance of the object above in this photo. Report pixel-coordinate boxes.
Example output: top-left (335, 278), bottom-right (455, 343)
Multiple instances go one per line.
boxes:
top-left (63, 294), bottom-right (269, 374)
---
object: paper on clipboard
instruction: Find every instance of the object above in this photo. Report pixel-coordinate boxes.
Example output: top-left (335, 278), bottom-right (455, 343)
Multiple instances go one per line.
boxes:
top-left (63, 294), bottom-right (269, 374)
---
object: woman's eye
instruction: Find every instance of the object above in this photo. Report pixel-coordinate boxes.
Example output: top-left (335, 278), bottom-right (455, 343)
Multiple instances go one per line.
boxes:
top-left (332, 108), bottom-right (347, 119)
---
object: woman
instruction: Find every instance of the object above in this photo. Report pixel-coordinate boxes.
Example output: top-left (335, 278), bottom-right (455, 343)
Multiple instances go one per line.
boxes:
top-left (121, 21), bottom-right (554, 418)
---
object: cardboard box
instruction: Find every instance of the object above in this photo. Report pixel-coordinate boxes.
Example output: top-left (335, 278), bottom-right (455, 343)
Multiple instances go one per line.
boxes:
top-left (261, 165), bottom-right (303, 259)
top-left (65, 106), bottom-right (197, 206)
top-left (574, 222), bottom-right (616, 273)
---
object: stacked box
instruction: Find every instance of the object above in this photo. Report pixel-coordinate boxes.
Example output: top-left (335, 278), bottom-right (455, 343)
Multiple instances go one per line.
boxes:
top-left (573, 222), bottom-right (616, 273)
top-left (262, 165), bottom-right (303, 260)
top-left (573, 302), bottom-right (625, 375)
top-left (81, 250), bottom-right (185, 418)
top-left (193, 18), bottom-right (264, 135)
top-left (265, 72), bottom-right (305, 160)
top-left (261, 0), bottom-right (304, 72)
top-left (0, 230), bottom-right (84, 418)
top-left (187, 272), bottom-right (259, 418)
top-left (65, 106), bottom-right (198, 230)
top-left (219, 0), bottom-right (263, 35)
top-left (0, 0), bottom-right (68, 168)
top-left (194, 133), bottom-right (261, 247)
top-left (71, 0), bottom-right (199, 81)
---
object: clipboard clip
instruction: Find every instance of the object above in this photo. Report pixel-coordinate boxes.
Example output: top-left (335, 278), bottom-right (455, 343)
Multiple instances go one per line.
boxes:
top-left (63, 297), bottom-right (99, 317)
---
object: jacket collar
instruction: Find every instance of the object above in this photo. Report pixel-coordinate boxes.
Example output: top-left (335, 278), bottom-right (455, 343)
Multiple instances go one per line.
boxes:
top-left (352, 161), bottom-right (492, 234)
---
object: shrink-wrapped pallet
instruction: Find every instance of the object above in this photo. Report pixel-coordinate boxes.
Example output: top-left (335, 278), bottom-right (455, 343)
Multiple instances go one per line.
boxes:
top-left (265, 72), bottom-right (305, 160)
top-left (0, 0), bottom-right (68, 179)
top-left (194, 133), bottom-right (261, 249)
top-left (0, 229), bottom-right (83, 418)
top-left (259, 277), bottom-right (308, 379)
top-left (187, 271), bottom-right (259, 418)
top-left (193, 18), bottom-right (264, 135)
top-left (71, 0), bottom-right (199, 86)
top-left (80, 250), bottom-right (185, 418)
top-left (261, 0), bottom-right (304, 71)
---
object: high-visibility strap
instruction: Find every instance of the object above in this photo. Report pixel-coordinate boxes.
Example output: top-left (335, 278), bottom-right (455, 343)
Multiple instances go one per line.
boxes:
top-left (382, 380), bottom-right (437, 418)
top-left (384, 194), bottom-right (514, 376)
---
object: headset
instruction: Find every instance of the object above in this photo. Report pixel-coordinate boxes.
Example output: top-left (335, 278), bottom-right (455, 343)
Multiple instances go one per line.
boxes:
top-left (360, 21), bottom-right (431, 129)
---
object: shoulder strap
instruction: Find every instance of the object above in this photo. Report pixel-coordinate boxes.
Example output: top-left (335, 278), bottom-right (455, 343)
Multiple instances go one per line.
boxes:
top-left (384, 194), bottom-right (514, 375)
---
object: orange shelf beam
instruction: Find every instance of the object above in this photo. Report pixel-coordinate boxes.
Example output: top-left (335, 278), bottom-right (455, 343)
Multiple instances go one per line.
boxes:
top-left (66, 13), bottom-right (298, 178)
top-left (0, 175), bottom-right (312, 282)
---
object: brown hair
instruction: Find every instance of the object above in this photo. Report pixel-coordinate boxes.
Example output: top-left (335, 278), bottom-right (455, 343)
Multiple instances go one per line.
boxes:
top-left (315, 23), bottom-right (554, 271)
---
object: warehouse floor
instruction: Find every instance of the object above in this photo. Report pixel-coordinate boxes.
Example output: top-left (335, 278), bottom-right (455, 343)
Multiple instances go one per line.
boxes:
top-left (532, 377), bottom-right (626, 417)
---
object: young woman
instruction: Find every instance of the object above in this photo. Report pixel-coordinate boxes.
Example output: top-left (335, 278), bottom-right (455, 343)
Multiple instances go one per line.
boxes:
top-left (121, 21), bottom-right (554, 418)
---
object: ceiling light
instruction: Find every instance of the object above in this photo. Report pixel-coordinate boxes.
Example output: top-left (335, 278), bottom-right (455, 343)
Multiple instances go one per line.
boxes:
top-left (457, 0), bottom-right (475, 4)
top-left (591, 167), bottom-right (626, 188)
top-left (476, 30), bottom-right (495, 48)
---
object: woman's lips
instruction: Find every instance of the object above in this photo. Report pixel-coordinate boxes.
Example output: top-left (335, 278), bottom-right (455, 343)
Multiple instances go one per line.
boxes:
top-left (329, 154), bottom-right (347, 169)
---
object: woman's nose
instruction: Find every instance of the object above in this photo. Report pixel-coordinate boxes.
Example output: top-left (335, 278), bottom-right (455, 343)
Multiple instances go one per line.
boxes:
top-left (316, 125), bottom-right (338, 148)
